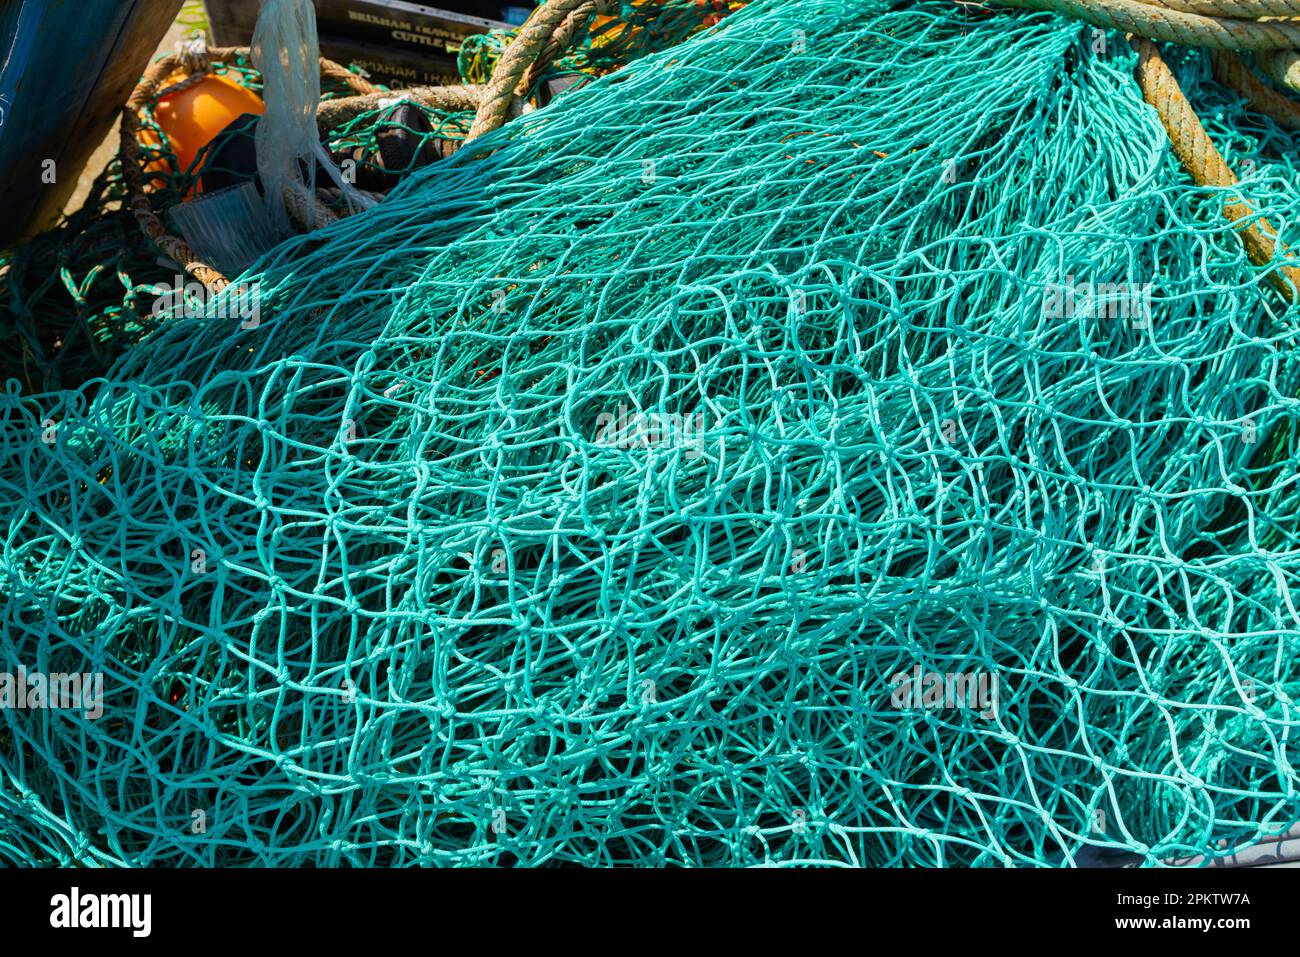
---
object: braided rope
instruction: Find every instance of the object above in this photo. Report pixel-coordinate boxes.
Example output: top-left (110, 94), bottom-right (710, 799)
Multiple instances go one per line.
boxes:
top-left (1134, 39), bottom-right (1300, 296)
top-left (284, 181), bottom-right (340, 230)
top-left (1144, 0), bottom-right (1300, 14)
top-left (315, 85), bottom-right (487, 130)
top-left (994, 0), bottom-right (1300, 48)
top-left (1253, 47), bottom-right (1300, 92)
top-left (1210, 48), bottom-right (1300, 127)
top-left (466, 0), bottom-right (618, 141)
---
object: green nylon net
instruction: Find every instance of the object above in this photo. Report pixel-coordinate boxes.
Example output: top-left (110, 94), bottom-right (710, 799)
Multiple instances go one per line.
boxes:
top-left (3, 0), bottom-right (1300, 866)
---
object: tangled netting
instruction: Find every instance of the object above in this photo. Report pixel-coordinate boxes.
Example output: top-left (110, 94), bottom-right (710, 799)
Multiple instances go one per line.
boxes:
top-left (3, 0), bottom-right (1300, 866)
top-left (3, 0), bottom-right (736, 392)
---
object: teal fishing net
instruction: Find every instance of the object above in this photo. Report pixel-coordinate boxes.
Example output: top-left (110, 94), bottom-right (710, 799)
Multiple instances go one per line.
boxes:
top-left (3, 0), bottom-right (1300, 866)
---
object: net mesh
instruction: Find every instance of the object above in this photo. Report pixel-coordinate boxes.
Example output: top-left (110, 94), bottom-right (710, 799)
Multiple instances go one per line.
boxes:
top-left (2, 0), bottom-right (1300, 866)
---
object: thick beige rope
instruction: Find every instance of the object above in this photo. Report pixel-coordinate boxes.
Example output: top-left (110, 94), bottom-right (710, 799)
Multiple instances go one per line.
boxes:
top-left (316, 85), bottom-right (487, 130)
top-left (1142, 0), bottom-right (1300, 15)
top-left (994, 0), bottom-right (1300, 48)
top-left (1211, 48), bottom-right (1300, 127)
top-left (466, 0), bottom-right (618, 141)
top-left (1253, 48), bottom-right (1300, 92)
top-left (1134, 38), bottom-right (1300, 297)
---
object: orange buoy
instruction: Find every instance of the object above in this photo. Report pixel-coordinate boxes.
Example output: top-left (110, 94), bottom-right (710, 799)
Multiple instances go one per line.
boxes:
top-left (147, 73), bottom-right (264, 190)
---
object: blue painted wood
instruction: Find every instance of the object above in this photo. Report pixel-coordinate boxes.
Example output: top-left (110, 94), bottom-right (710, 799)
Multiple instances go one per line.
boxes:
top-left (0, 0), bottom-right (183, 247)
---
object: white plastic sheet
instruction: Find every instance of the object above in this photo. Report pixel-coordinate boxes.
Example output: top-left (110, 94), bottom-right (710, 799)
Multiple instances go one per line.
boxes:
top-left (250, 0), bottom-right (375, 235)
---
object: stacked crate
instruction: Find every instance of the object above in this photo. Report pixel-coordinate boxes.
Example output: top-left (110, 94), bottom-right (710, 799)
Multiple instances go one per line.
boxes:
top-left (203, 1), bottom-right (531, 88)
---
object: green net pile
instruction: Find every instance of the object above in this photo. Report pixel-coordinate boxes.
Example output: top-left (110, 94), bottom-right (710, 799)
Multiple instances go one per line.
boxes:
top-left (3, 0), bottom-right (1300, 866)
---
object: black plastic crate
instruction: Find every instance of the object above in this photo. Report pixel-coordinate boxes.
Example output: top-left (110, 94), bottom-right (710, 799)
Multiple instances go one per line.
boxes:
top-left (317, 32), bottom-right (463, 88)
top-left (203, 1), bottom-right (528, 73)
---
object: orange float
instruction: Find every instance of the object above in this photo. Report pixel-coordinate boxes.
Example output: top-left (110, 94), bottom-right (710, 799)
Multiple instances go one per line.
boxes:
top-left (143, 72), bottom-right (264, 193)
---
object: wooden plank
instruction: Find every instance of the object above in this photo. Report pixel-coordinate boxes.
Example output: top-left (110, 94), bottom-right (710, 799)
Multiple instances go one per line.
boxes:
top-left (0, 0), bottom-right (185, 247)
top-left (201, 0), bottom-right (258, 45)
